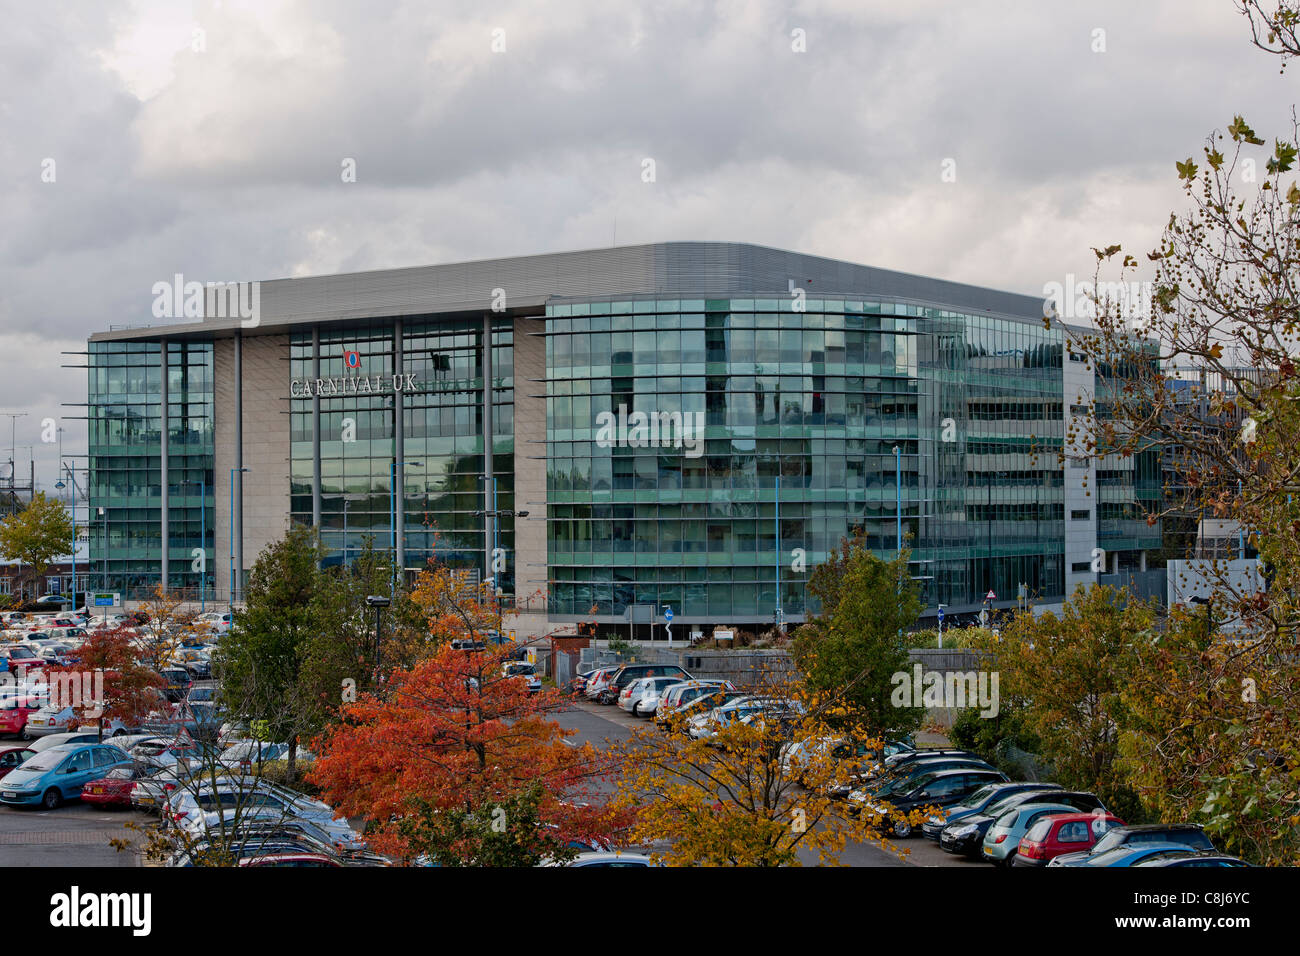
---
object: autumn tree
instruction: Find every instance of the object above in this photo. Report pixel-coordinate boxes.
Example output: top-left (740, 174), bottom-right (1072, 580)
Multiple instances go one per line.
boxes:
top-left (309, 643), bottom-right (623, 865)
top-left (790, 538), bottom-right (923, 736)
top-left (1048, 9), bottom-right (1300, 863)
top-left (0, 491), bottom-right (74, 599)
top-left (613, 668), bottom-right (905, 865)
top-left (132, 584), bottom-right (202, 670)
top-left (48, 626), bottom-right (168, 741)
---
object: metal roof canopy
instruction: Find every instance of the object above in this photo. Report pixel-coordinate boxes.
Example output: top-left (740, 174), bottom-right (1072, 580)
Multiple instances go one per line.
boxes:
top-left (89, 241), bottom-right (1053, 344)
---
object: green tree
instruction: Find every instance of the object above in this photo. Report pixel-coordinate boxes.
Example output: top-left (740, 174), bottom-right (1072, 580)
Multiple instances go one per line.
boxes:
top-left (972, 585), bottom-right (1152, 821)
top-left (215, 525), bottom-right (328, 775)
top-left (0, 492), bottom-right (74, 598)
top-left (790, 536), bottom-right (923, 736)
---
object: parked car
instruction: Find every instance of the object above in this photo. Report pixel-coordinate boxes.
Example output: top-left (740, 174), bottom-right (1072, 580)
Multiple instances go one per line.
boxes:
top-left (171, 648), bottom-right (211, 679)
top-left (1048, 823), bottom-right (1216, 867)
top-left (1058, 842), bottom-right (1223, 867)
top-left (657, 686), bottom-right (746, 732)
top-left (921, 781), bottom-right (1064, 840)
top-left (501, 660), bottom-right (542, 693)
top-left (160, 667), bottom-right (193, 703)
top-left (82, 763), bottom-right (176, 809)
top-left (0, 745), bottom-right (35, 779)
top-left (29, 731), bottom-right (120, 753)
top-left (850, 757), bottom-right (997, 805)
top-left (218, 740), bottom-right (314, 771)
top-left (34, 596), bottom-right (73, 607)
top-left (0, 644), bottom-right (42, 674)
top-left (0, 694), bottom-right (47, 739)
top-left (1131, 851), bottom-right (1251, 867)
top-left (0, 742), bottom-right (134, 808)
top-left (939, 790), bottom-right (1107, 857)
top-left (166, 781), bottom-right (363, 852)
top-left (23, 704), bottom-right (78, 737)
top-left (1013, 812), bottom-right (1125, 866)
top-left (194, 612), bottom-right (233, 636)
top-left (983, 802), bottom-right (1087, 866)
top-left (687, 696), bottom-right (789, 740)
top-left (580, 666), bottom-right (619, 701)
top-left (655, 679), bottom-right (734, 719)
top-left (598, 664), bottom-right (691, 704)
top-left (855, 768), bottom-right (1010, 837)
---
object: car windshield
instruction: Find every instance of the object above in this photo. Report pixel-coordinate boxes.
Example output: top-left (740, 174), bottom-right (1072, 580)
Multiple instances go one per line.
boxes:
top-left (22, 750), bottom-right (65, 772)
top-left (1091, 829), bottom-right (1128, 855)
top-left (955, 785), bottom-right (998, 809)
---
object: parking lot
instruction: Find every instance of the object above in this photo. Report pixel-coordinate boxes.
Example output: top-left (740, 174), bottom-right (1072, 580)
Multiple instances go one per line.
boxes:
top-left (558, 698), bottom-right (971, 868)
top-left (0, 800), bottom-right (143, 867)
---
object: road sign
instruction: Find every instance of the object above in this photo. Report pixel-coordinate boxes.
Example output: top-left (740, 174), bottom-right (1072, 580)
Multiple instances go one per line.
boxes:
top-left (979, 609), bottom-right (989, 626)
top-left (664, 606), bottom-right (673, 622)
top-left (937, 606), bottom-right (945, 623)
top-left (985, 590), bottom-right (997, 601)
top-left (92, 592), bottom-right (119, 608)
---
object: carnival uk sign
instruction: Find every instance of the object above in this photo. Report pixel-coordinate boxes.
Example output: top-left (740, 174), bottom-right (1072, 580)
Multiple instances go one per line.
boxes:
top-left (290, 346), bottom-right (420, 397)
top-left (291, 373), bottom-right (420, 397)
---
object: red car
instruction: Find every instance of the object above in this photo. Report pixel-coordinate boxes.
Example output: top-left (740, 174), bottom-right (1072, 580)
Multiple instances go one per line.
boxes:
top-left (0, 695), bottom-right (45, 738)
top-left (0, 745), bottom-right (35, 779)
top-left (1014, 812), bottom-right (1125, 867)
top-left (81, 764), bottom-right (170, 809)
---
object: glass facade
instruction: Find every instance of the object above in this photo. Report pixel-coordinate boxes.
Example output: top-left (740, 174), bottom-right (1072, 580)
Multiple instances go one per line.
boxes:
top-left (287, 318), bottom-right (514, 590)
top-left (544, 297), bottom-right (1066, 622)
top-left (87, 340), bottom-right (214, 594)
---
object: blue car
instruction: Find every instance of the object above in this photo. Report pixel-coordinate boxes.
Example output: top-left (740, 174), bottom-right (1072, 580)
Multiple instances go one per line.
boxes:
top-left (1059, 842), bottom-right (1207, 867)
top-left (0, 742), bottom-right (133, 809)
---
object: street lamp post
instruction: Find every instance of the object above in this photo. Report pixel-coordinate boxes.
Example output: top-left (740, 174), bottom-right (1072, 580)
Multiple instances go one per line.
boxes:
top-left (366, 594), bottom-right (391, 683)
top-left (893, 444), bottom-right (902, 553)
top-left (55, 463), bottom-right (77, 610)
top-left (229, 467), bottom-right (249, 607)
top-left (472, 503), bottom-right (529, 634)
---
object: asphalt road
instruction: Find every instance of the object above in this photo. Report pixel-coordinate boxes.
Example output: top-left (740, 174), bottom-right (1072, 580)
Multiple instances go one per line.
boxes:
top-left (0, 800), bottom-right (145, 867)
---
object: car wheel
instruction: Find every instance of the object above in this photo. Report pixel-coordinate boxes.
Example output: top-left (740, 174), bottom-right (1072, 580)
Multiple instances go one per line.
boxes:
top-left (1000, 852), bottom-right (1017, 868)
top-left (892, 819), bottom-right (913, 838)
top-left (41, 788), bottom-right (62, 810)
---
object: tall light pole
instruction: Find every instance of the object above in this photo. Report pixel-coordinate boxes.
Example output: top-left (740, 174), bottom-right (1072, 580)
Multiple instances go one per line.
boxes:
top-left (229, 467), bottom-right (249, 607)
top-left (390, 460), bottom-right (422, 594)
top-left (54, 462), bottom-right (80, 608)
top-left (0, 413), bottom-right (27, 491)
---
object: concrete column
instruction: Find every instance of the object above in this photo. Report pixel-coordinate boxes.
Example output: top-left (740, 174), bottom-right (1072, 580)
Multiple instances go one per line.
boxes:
top-left (159, 338), bottom-right (169, 592)
top-left (312, 326), bottom-right (321, 530)
top-left (395, 319), bottom-right (405, 577)
top-left (483, 314), bottom-right (494, 586)
top-left (234, 332), bottom-right (244, 603)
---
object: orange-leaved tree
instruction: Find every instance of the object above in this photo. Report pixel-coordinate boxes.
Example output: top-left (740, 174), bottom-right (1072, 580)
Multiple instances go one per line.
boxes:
top-left (49, 625), bottom-right (167, 741)
top-left (309, 643), bottom-right (627, 865)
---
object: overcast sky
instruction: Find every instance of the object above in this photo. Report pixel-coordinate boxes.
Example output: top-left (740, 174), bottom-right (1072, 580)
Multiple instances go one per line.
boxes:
top-left (1, 0), bottom-right (1295, 495)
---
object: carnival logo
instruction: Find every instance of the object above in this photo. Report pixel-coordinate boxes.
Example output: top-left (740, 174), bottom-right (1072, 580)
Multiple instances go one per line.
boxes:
top-left (344, 350), bottom-right (362, 369)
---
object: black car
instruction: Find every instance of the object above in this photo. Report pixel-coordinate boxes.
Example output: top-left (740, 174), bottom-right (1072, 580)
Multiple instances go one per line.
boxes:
top-left (598, 664), bottom-right (691, 704)
top-left (1048, 823), bottom-right (1215, 867)
top-left (160, 667), bottom-right (193, 702)
top-left (861, 769), bottom-right (1010, 838)
top-left (939, 789), bottom-right (1106, 857)
top-left (921, 781), bottom-right (1063, 840)
top-left (859, 756), bottom-right (997, 798)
